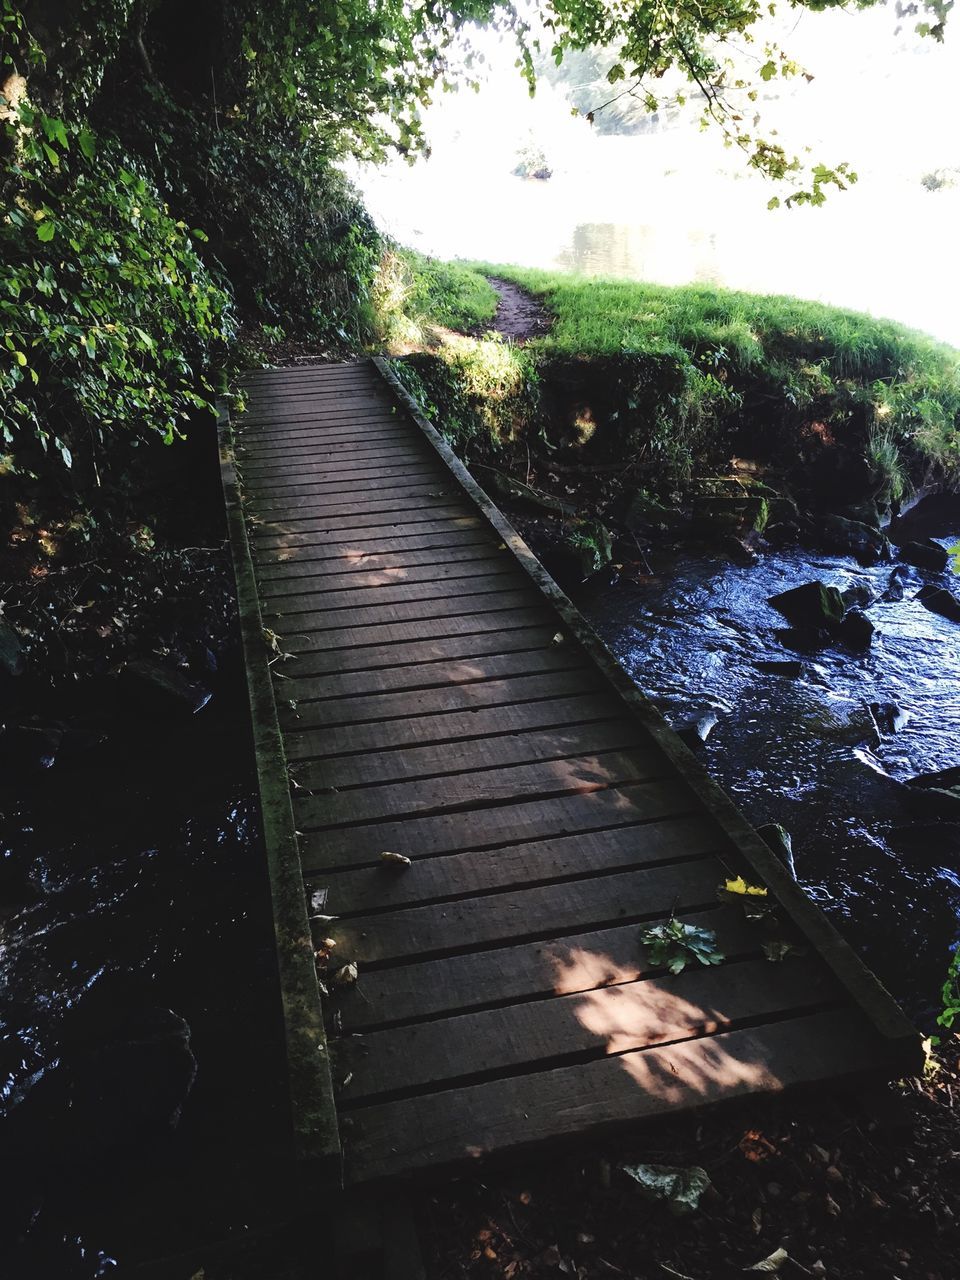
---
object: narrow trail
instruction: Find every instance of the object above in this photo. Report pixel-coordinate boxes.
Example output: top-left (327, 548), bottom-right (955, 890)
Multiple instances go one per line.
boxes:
top-left (486, 275), bottom-right (552, 342)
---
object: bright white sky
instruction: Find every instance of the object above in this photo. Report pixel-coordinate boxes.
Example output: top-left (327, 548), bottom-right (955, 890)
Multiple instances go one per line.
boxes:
top-left (353, 2), bottom-right (960, 343)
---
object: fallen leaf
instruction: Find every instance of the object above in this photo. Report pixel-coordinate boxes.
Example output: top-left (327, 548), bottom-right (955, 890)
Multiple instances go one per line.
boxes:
top-left (744, 1248), bottom-right (789, 1273)
top-left (620, 1162), bottom-right (711, 1216)
top-left (332, 961), bottom-right (358, 986)
top-left (762, 939), bottom-right (803, 962)
top-left (725, 876), bottom-right (768, 897)
top-left (380, 850), bottom-right (412, 866)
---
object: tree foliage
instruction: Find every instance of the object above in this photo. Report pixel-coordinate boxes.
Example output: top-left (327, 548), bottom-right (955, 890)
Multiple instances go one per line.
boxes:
top-left (1, 0), bottom-right (952, 484)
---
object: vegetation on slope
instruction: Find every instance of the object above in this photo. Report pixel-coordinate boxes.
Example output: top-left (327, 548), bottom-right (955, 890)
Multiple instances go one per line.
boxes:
top-left (392, 264), bottom-right (960, 511)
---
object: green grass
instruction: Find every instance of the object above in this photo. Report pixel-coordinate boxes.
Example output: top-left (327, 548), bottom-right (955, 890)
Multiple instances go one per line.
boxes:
top-left (464, 264), bottom-right (960, 482)
top-left (370, 249), bottom-right (498, 349)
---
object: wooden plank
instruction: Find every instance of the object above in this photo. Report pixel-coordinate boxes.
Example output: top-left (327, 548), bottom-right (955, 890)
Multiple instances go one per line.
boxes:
top-left (341, 1008), bottom-right (887, 1183)
top-left (283, 667), bottom-right (603, 729)
top-left (255, 533), bottom-right (494, 579)
top-left (341, 955), bottom-right (836, 1102)
top-left (264, 569), bottom-right (526, 618)
top-left (259, 549), bottom-right (513, 597)
top-left (249, 503), bottom-right (477, 540)
top-left (293, 718), bottom-right (648, 792)
top-left (240, 448), bottom-right (435, 478)
top-left (299, 778), bottom-right (699, 870)
top-left (240, 424), bottom-right (410, 447)
top-left (331, 905), bottom-right (750, 1029)
top-left (248, 481), bottom-right (457, 515)
top-left (315, 814), bottom-right (719, 918)
top-left (328, 856), bottom-right (723, 965)
top-left (247, 464), bottom-right (442, 497)
top-left (286, 692), bottom-right (621, 765)
top-left (251, 512), bottom-right (485, 551)
top-left (294, 746), bottom-right (666, 830)
top-left (275, 622), bottom-right (558, 679)
top-left (248, 496), bottom-right (465, 526)
top-left (280, 644), bottom-right (587, 701)
top-left (269, 589), bottom-right (536, 639)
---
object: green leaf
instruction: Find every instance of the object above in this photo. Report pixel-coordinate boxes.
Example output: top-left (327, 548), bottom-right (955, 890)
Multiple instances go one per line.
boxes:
top-left (759, 61), bottom-right (777, 82)
top-left (767, 196), bottom-right (780, 210)
top-left (41, 141), bottom-right (59, 167)
top-left (78, 125), bottom-right (96, 159)
top-left (620, 1163), bottom-right (712, 1216)
top-left (36, 219), bottom-right (56, 242)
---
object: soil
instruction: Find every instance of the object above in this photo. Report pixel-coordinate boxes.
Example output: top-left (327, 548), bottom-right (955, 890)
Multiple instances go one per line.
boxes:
top-left (486, 277), bottom-right (553, 342)
top-left (414, 1046), bottom-right (960, 1280)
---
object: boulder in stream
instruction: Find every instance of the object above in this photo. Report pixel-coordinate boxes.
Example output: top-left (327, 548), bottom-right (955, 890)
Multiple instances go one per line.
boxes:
top-left (768, 581), bottom-right (845, 630)
top-left (119, 658), bottom-right (213, 718)
top-left (757, 822), bottom-right (797, 879)
top-left (916, 583), bottom-right (960, 623)
top-left (813, 513), bottom-right (889, 566)
top-left (903, 766), bottom-right (960, 819)
top-left (837, 608), bottom-right (875, 650)
top-left (897, 538), bottom-right (949, 572)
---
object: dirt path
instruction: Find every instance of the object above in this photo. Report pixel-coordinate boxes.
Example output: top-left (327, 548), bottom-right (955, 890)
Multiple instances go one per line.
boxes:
top-left (486, 275), bottom-right (552, 342)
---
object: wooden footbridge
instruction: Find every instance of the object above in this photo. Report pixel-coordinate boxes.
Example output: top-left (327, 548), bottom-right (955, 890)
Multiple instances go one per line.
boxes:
top-left (220, 359), bottom-right (920, 1186)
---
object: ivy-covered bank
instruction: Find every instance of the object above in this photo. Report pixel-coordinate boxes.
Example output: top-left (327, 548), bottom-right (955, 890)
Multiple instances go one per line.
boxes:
top-left (388, 262), bottom-right (960, 580)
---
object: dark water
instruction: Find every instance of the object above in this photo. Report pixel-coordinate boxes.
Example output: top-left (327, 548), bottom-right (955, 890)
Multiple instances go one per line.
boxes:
top-left (0, 660), bottom-right (294, 1276)
top-left (584, 542), bottom-right (960, 1026)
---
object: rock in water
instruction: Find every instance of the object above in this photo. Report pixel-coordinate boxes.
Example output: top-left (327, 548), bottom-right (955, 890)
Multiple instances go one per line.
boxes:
top-left (768, 581), bottom-right (845, 630)
top-left (757, 822), bottom-right (797, 879)
top-left (870, 701), bottom-right (908, 734)
top-left (903, 766), bottom-right (960, 818)
top-left (754, 659), bottom-right (804, 678)
top-left (676, 709), bottom-right (720, 749)
top-left (838, 608), bottom-right (875, 650)
top-left (119, 658), bottom-right (212, 717)
top-left (897, 538), bottom-right (949, 572)
top-left (842, 582), bottom-right (875, 610)
top-left (0, 622), bottom-right (25, 677)
top-left (916, 584), bottom-right (960, 623)
top-left (814, 514), bottom-right (889, 565)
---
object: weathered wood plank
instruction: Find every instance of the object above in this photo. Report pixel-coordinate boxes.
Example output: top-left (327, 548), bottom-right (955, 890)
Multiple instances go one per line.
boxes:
top-left (295, 746), bottom-right (666, 831)
top-left (292, 718), bottom-right (648, 792)
top-left (281, 667), bottom-right (602, 729)
top-left (276, 622), bottom-right (558, 678)
top-left (341, 955), bottom-right (835, 1102)
top-left (299, 778), bottom-right (699, 869)
top-left (248, 481), bottom-right (458, 516)
top-left (247, 465), bottom-right (442, 498)
top-left (252, 527), bottom-right (491, 578)
top-left (260, 550), bottom-right (514, 597)
top-left (327, 856), bottom-right (722, 965)
top-left (330, 905), bottom-right (746, 1029)
top-left (342, 1009), bottom-right (885, 1183)
top-left (263, 568), bottom-right (526, 618)
top-left (280, 601), bottom-right (547, 652)
top-left (285, 692), bottom-right (622, 764)
top-left (252, 516), bottom-right (485, 555)
top-left (270, 589), bottom-right (536, 638)
top-left (314, 814), bottom-right (718, 918)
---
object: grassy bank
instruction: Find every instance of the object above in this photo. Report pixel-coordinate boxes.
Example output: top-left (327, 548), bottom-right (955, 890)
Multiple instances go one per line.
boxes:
top-left (388, 262), bottom-right (960, 529)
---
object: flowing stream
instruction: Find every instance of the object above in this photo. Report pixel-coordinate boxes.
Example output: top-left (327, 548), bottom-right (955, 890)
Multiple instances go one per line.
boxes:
top-left (583, 538), bottom-right (960, 1024)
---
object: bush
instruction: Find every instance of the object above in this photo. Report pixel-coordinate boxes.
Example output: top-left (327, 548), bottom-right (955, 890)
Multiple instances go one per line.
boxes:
top-left (1, 107), bottom-right (234, 484)
top-left (106, 95), bottom-right (382, 350)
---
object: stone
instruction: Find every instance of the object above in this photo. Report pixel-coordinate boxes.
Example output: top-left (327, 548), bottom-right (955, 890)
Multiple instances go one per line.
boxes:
top-left (119, 659), bottom-right (212, 717)
top-left (0, 722), bottom-right (63, 770)
top-left (841, 582), bottom-right (875, 610)
top-left (754, 659), bottom-right (804, 678)
top-left (813, 513), bottom-right (889, 565)
top-left (0, 621), bottom-right (25, 677)
top-left (889, 491), bottom-right (960, 541)
top-left (882, 567), bottom-right (910, 602)
top-left (757, 822), bottom-right (797, 879)
top-left (870, 701), bottom-right (908, 734)
top-left (903, 766), bottom-right (960, 819)
top-left (916, 583), bottom-right (960, 623)
top-left (897, 538), bottom-right (949, 572)
top-left (691, 495), bottom-right (769, 536)
top-left (613, 491), bottom-right (683, 532)
top-left (479, 467), bottom-right (575, 517)
top-left (768, 581), bottom-right (845, 630)
top-left (838, 608), bottom-right (875, 650)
